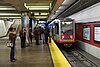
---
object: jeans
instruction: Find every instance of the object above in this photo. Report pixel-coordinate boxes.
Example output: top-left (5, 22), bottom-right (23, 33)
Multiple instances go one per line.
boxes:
top-left (45, 35), bottom-right (48, 44)
top-left (21, 38), bottom-right (26, 48)
top-left (10, 40), bottom-right (15, 61)
top-left (29, 35), bottom-right (32, 44)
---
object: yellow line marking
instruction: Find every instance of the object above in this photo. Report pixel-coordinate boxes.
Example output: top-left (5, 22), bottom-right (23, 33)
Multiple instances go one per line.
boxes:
top-left (48, 38), bottom-right (72, 67)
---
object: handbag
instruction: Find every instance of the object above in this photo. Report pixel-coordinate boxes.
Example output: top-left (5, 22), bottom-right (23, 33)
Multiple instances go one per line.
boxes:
top-left (7, 41), bottom-right (13, 47)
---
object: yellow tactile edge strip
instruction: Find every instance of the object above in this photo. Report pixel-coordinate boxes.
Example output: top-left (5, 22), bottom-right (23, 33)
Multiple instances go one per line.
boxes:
top-left (48, 38), bottom-right (72, 67)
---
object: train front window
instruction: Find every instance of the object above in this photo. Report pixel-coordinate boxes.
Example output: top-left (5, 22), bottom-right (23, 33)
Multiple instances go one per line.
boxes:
top-left (61, 21), bottom-right (73, 40)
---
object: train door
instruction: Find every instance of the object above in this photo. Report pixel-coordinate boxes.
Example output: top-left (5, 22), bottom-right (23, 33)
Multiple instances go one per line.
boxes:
top-left (53, 21), bottom-right (59, 40)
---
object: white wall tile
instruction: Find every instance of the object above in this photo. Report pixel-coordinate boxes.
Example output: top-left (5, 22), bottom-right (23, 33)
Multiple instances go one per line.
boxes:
top-left (78, 41), bottom-right (100, 59)
top-left (68, 2), bottom-right (100, 23)
top-left (97, 48), bottom-right (100, 58)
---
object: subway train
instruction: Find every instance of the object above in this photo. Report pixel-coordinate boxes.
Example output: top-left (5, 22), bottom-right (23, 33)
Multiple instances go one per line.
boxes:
top-left (48, 18), bottom-right (76, 47)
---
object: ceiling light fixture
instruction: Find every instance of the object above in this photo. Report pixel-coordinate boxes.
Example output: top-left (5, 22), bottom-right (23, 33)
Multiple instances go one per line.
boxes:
top-left (29, 8), bottom-right (49, 10)
top-left (0, 8), bottom-right (16, 10)
top-left (34, 16), bottom-right (47, 19)
top-left (26, 6), bottom-right (50, 8)
top-left (41, 13), bottom-right (48, 15)
top-left (34, 13), bottom-right (39, 15)
top-left (0, 13), bottom-right (21, 15)
top-left (0, 17), bottom-right (21, 19)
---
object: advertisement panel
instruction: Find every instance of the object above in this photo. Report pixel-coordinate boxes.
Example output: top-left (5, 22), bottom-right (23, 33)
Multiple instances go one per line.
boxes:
top-left (83, 26), bottom-right (90, 40)
top-left (94, 24), bottom-right (100, 44)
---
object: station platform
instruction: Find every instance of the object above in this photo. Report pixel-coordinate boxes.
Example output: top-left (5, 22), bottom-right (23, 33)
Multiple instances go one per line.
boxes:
top-left (0, 37), bottom-right (71, 67)
top-left (48, 38), bottom-right (71, 67)
top-left (0, 37), bottom-right (52, 67)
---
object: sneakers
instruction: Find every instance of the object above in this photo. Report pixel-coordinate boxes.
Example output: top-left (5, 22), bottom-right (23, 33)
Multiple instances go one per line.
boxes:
top-left (14, 58), bottom-right (17, 60)
top-left (11, 58), bottom-right (17, 62)
top-left (11, 60), bottom-right (16, 62)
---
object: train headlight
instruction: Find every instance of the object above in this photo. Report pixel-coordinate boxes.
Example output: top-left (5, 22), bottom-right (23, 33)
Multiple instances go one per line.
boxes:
top-left (61, 35), bottom-right (65, 39)
top-left (70, 35), bottom-right (73, 39)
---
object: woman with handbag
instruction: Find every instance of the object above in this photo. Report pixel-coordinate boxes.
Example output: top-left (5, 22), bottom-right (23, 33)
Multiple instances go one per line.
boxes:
top-left (9, 27), bottom-right (17, 62)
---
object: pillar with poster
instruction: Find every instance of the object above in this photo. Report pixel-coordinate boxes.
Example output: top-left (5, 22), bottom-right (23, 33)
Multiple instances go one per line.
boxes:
top-left (21, 13), bottom-right (30, 47)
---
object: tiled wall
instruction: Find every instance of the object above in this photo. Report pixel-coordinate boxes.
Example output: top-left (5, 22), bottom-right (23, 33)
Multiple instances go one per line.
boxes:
top-left (76, 23), bottom-right (100, 59)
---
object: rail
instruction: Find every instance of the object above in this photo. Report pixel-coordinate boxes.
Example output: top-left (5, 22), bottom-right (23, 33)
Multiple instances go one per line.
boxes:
top-left (59, 46), bottom-right (98, 67)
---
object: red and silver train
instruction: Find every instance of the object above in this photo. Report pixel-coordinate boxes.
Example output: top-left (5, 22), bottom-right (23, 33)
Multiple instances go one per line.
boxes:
top-left (48, 18), bottom-right (76, 47)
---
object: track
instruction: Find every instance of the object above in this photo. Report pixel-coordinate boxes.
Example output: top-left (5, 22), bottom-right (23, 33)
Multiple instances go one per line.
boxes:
top-left (58, 46), bottom-right (98, 67)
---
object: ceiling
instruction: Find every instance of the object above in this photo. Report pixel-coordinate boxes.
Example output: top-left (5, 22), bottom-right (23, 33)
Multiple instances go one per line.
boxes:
top-left (0, 0), bottom-right (57, 20)
top-left (49, 0), bottom-right (100, 21)
top-left (0, 0), bottom-right (99, 21)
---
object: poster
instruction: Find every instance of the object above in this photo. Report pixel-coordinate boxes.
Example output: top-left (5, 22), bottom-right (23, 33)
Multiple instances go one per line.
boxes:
top-left (83, 26), bottom-right (90, 40)
top-left (94, 27), bottom-right (100, 41)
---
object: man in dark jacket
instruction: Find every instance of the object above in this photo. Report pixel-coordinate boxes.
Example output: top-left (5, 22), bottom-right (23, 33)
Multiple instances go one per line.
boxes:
top-left (44, 25), bottom-right (49, 44)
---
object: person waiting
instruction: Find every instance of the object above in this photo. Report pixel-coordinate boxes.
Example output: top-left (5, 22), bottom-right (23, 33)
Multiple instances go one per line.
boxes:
top-left (9, 27), bottom-right (17, 62)
top-left (34, 27), bottom-right (39, 45)
top-left (29, 27), bottom-right (32, 44)
top-left (19, 28), bottom-right (26, 48)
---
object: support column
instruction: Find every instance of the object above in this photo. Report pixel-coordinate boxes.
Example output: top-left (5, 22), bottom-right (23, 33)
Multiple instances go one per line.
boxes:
top-left (21, 12), bottom-right (30, 46)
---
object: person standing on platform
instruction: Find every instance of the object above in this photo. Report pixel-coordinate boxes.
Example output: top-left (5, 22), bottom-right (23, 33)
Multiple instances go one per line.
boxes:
top-left (34, 27), bottom-right (39, 45)
top-left (9, 27), bottom-right (17, 62)
top-left (44, 24), bottom-right (50, 44)
top-left (19, 28), bottom-right (26, 48)
top-left (13, 28), bottom-right (17, 44)
top-left (38, 26), bottom-right (42, 40)
top-left (29, 27), bottom-right (32, 44)
top-left (19, 28), bottom-right (23, 48)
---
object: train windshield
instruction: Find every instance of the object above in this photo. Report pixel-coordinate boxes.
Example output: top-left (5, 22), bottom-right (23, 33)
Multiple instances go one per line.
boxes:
top-left (61, 21), bottom-right (73, 40)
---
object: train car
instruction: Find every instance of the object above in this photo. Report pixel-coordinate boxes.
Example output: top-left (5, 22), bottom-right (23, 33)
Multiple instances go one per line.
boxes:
top-left (48, 18), bottom-right (76, 47)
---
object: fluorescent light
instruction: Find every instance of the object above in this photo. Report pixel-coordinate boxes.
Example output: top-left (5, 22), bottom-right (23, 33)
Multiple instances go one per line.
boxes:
top-left (29, 8), bottom-right (49, 10)
top-left (35, 16), bottom-right (47, 18)
top-left (32, 13), bottom-right (48, 16)
top-left (0, 6), bottom-right (16, 10)
top-left (0, 13), bottom-right (21, 15)
top-left (34, 13), bottom-right (39, 15)
top-left (0, 6), bottom-right (13, 8)
top-left (0, 8), bottom-right (16, 10)
top-left (0, 17), bottom-right (21, 18)
top-left (41, 13), bottom-right (48, 15)
top-left (26, 6), bottom-right (50, 8)
top-left (24, 3), bottom-right (50, 10)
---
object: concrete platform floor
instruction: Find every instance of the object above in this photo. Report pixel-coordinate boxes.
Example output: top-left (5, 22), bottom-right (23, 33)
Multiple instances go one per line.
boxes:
top-left (0, 37), bottom-right (53, 67)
